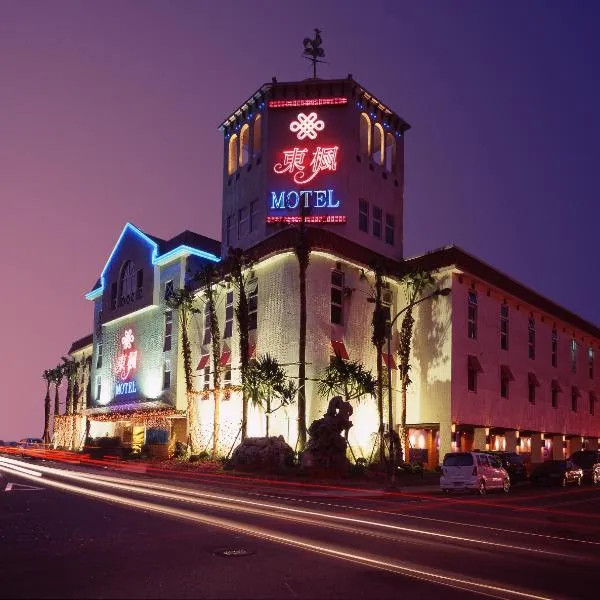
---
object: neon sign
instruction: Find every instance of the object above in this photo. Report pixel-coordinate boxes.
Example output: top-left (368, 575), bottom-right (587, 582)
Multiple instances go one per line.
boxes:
top-left (114, 328), bottom-right (139, 395)
top-left (274, 145), bottom-right (338, 185)
top-left (268, 97), bottom-right (348, 109)
top-left (289, 112), bottom-right (324, 140)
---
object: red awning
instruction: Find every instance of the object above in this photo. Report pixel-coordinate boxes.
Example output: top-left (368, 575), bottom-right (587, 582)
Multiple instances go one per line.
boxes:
top-left (219, 351), bottom-right (231, 367)
top-left (383, 353), bottom-right (397, 369)
top-left (528, 372), bottom-right (540, 387)
top-left (248, 343), bottom-right (256, 359)
top-left (331, 340), bottom-right (349, 360)
top-left (572, 386), bottom-right (581, 398)
top-left (196, 355), bottom-right (209, 371)
top-left (500, 365), bottom-right (515, 381)
top-left (551, 379), bottom-right (562, 392)
top-left (468, 355), bottom-right (483, 373)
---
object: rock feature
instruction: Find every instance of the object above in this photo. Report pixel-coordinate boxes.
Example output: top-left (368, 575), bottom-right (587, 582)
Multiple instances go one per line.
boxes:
top-left (301, 396), bottom-right (353, 473)
top-left (230, 436), bottom-right (294, 471)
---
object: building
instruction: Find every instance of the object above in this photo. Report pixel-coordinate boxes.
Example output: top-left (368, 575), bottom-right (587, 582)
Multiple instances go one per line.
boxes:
top-left (70, 74), bottom-right (599, 466)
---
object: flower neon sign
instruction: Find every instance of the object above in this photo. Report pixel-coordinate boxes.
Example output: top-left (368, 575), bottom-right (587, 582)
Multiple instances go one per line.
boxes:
top-left (289, 112), bottom-right (325, 140)
top-left (114, 328), bottom-right (138, 381)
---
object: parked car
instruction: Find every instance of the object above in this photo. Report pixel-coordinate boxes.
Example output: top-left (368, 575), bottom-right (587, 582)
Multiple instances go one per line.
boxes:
top-left (569, 450), bottom-right (600, 484)
top-left (484, 451), bottom-right (528, 484)
top-left (440, 451), bottom-right (511, 495)
top-left (530, 460), bottom-right (583, 487)
top-left (17, 438), bottom-right (44, 449)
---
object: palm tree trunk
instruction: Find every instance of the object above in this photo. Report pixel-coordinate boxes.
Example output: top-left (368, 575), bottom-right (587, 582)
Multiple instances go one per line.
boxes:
top-left (376, 348), bottom-right (384, 465)
top-left (266, 392), bottom-right (271, 438)
top-left (43, 382), bottom-right (51, 444)
top-left (54, 381), bottom-right (60, 416)
top-left (212, 388), bottom-right (220, 456)
top-left (297, 247), bottom-right (308, 450)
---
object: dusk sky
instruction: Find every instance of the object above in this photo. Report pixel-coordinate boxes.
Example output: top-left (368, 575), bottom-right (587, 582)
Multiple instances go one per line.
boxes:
top-left (1, 1), bottom-right (599, 440)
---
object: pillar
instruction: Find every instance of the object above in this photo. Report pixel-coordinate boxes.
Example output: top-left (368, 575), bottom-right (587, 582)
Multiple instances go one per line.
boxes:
top-left (531, 432), bottom-right (544, 464)
top-left (569, 437), bottom-right (583, 456)
top-left (438, 422), bottom-right (453, 465)
top-left (552, 435), bottom-right (564, 460)
top-left (505, 430), bottom-right (518, 452)
top-left (473, 427), bottom-right (488, 452)
top-left (587, 437), bottom-right (599, 451)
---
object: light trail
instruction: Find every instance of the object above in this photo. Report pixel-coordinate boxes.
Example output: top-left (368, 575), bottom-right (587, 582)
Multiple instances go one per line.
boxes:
top-left (0, 456), bottom-right (581, 558)
top-left (0, 461), bottom-right (558, 600)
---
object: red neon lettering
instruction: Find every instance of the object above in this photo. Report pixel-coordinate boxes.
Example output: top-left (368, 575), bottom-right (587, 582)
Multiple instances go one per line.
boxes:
top-left (268, 97), bottom-right (348, 109)
top-left (273, 146), bottom-right (338, 185)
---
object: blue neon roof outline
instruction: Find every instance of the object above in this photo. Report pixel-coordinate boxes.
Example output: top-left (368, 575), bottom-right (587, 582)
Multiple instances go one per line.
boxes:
top-left (85, 223), bottom-right (220, 300)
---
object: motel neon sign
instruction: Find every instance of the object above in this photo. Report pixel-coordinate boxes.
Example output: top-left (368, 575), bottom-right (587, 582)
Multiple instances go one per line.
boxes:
top-left (114, 328), bottom-right (138, 395)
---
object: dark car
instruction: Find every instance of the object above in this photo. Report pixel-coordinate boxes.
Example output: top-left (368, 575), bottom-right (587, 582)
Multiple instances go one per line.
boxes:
top-left (569, 450), bottom-right (600, 484)
top-left (485, 451), bottom-right (527, 484)
top-left (530, 460), bottom-right (583, 487)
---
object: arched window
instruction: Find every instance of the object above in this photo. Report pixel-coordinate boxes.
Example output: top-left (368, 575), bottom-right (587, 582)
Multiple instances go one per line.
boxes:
top-left (384, 133), bottom-right (396, 172)
top-left (239, 124), bottom-right (250, 167)
top-left (119, 261), bottom-right (136, 305)
top-left (373, 123), bottom-right (384, 165)
top-left (253, 114), bottom-right (262, 158)
top-left (228, 134), bottom-right (238, 175)
top-left (359, 113), bottom-right (371, 155)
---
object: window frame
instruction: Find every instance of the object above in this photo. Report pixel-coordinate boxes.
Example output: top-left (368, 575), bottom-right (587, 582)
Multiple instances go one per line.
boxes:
top-left (163, 310), bottom-right (173, 352)
top-left (358, 199), bottom-right (369, 233)
top-left (330, 270), bottom-right (344, 326)
top-left (224, 291), bottom-right (234, 339)
top-left (372, 206), bottom-right (382, 239)
top-left (528, 318), bottom-right (536, 360)
top-left (385, 213), bottom-right (394, 246)
top-left (500, 304), bottom-right (509, 351)
top-left (467, 291), bottom-right (478, 340)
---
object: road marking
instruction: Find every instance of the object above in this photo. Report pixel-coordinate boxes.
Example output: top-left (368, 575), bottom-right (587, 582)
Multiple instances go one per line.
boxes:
top-left (5, 482), bottom-right (12, 491)
top-left (4, 482), bottom-right (44, 492)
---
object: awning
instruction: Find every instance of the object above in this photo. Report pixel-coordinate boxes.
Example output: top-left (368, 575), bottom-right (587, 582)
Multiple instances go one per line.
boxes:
top-left (528, 372), bottom-right (540, 387)
top-left (196, 355), bottom-right (209, 371)
top-left (331, 339), bottom-right (349, 360)
top-left (468, 355), bottom-right (483, 373)
top-left (572, 386), bottom-right (581, 397)
top-left (383, 353), bottom-right (397, 369)
top-left (219, 350), bottom-right (231, 367)
top-left (551, 379), bottom-right (562, 392)
top-left (500, 365), bottom-right (515, 381)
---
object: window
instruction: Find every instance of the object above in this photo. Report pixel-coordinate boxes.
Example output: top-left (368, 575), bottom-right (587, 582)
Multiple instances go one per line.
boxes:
top-left (373, 123), bottom-right (384, 165)
top-left (224, 367), bottom-right (232, 387)
top-left (589, 347), bottom-right (594, 379)
top-left (331, 270), bottom-right (344, 325)
top-left (224, 291), bottom-right (234, 338)
top-left (248, 279), bottom-right (258, 331)
top-left (528, 318), bottom-right (535, 360)
top-left (500, 304), bottom-right (509, 350)
top-left (226, 215), bottom-right (234, 247)
top-left (571, 386), bottom-right (578, 412)
top-left (359, 113), bottom-right (371, 155)
top-left (239, 124), bottom-right (250, 167)
top-left (358, 199), bottom-right (369, 233)
top-left (238, 206), bottom-right (249, 238)
top-left (164, 280), bottom-right (174, 301)
top-left (96, 342), bottom-right (103, 369)
top-left (590, 392), bottom-right (596, 416)
top-left (110, 282), bottom-right (117, 309)
top-left (528, 373), bottom-right (538, 405)
top-left (253, 115), bottom-right (262, 158)
top-left (384, 133), bottom-right (396, 172)
top-left (468, 291), bottom-right (478, 340)
top-left (136, 269), bottom-right (144, 298)
top-left (500, 366), bottom-right (512, 399)
top-left (119, 261), bottom-right (137, 306)
top-left (163, 359), bottom-right (171, 390)
top-left (551, 328), bottom-right (558, 367)
top-left (250, 200), bottom-right (259, 233)
top-left (203, 303), bottom-right (212, 345)
top-left (163, 310), bottom-right (173, 352)
top-left (228, 134), bottom-right (238, 175)
top-left (385, 214), bottom-right (394, 246)
top-left (467, 363), bottom-right (476, 392)
top-left (372, 206), bottom-right (382, 239)
top-left (96, 376), bottom-right (101, 402)
top-left (551, 385), bottom-right (559, 409)
top-left (203, 366), bottom-right (210, 391)
top-left (571, 339), bottom-right (577, 373)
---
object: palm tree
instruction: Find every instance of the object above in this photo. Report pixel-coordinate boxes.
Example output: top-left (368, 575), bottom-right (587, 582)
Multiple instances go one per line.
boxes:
top-left (370, 262), bottom-right (387, 466)
top-left (61, 357), bottom-right (77, 415)
top-left (318, 355), bottom-right (376, 406)
top-left (53, 364), bottom-right (63, 416)
top-left (42, 369), bottom-right (53, 444)
top-left (227, 247), bottom-right (253, 441)
top-left (245, 354), bottom-right (297, 437)
top-left (396, 271), bottom-right (435, 462)
top-left (167, 284), bottom-right (202, 453)
top-left (196, 264), bottom-right (223, 456)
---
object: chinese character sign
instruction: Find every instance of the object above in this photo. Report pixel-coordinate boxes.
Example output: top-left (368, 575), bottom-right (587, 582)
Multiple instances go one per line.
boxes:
top-left (114, 328), bottom-right (138, 381)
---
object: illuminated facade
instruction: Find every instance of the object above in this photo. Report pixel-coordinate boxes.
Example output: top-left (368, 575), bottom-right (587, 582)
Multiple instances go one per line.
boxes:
top-left (76, 76), bottom-right (599, 466)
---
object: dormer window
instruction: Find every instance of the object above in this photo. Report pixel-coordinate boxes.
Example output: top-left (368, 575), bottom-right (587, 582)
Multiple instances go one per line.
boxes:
top-left (119, 261), bottom-right (137, 306)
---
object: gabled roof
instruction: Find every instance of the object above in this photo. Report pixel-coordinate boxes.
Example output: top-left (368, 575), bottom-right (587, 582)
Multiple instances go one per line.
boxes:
top-left (86, 223), bottom-right (220, 300)
top-left (68, 333), bottom-right (93, 355)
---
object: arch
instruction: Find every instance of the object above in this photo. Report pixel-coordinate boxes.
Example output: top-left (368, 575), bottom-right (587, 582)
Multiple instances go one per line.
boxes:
top-left (228, 134), bottom-right (238, 175)
top-left (253, 114), bottom-right (262, 158)
top-left (373, 123), bottom-right (384, 165)
top-left (239, 124), bottom-right (250, 167)
top-left (384, 132), bottom-right (396, 172)
top-left (119, 260), bottom-right (136, 305)
top-left (359, 113), bottom-right (371, 155)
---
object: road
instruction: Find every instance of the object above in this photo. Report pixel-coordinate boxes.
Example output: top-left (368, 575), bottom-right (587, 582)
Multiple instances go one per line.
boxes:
top-left (1, 454), bottom-right (599, 599)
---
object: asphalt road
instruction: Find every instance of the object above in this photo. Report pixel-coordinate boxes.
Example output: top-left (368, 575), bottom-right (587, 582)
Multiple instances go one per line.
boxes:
top-left (1, 454), bottom-right (599, 600)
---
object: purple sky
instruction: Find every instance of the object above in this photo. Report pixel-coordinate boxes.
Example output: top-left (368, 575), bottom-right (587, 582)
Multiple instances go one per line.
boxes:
top-left (1, 1), bottom-right (599, 440)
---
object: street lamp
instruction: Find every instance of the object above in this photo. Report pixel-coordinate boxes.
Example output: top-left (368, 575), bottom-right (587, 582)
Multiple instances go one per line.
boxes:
top-left (386, 286), bottom-right (451, 487)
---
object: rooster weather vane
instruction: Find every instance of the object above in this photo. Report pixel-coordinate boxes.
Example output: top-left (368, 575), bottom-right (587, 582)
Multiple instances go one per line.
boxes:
top-left (303, 29), bottom-right (325, 78)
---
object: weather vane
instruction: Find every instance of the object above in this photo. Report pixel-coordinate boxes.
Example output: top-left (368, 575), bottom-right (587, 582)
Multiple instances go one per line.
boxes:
top-left (303, 29), bottom-right (325, 79)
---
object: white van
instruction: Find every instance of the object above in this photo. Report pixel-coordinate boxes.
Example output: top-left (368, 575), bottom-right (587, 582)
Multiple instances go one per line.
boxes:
top-left (440, 452), bottom-right (511, 495)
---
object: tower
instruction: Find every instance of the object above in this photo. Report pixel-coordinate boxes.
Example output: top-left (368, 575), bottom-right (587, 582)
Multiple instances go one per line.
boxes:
top-left (219, 76), bottom-right (410, 260)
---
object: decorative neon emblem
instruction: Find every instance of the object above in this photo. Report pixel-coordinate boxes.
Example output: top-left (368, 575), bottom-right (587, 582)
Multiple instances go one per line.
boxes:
top-left (266, 215), bottom-right (347, 224)
top-left (268, 97), bottom-right (347, 109)
top-left (114, 328), bottom-right (138, 381)
top-left (290, 112), bottom-right (324, 140)
top-left (274, 146), bottom-right (338, 184)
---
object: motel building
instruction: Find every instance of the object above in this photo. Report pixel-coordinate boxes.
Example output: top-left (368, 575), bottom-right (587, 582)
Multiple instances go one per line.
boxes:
top-left (69, 75), bottom-right (599, 467)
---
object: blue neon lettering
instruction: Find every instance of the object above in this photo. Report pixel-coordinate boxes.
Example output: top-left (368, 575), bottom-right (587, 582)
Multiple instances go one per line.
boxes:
top-left (327, 189), bottom-right (340, 208)
top-left (287, 191), bottom-right (300, 209)
top-left (270, 191), bottom-right (285, 210)
top-left (314, 190), bottom-right (327, 208)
